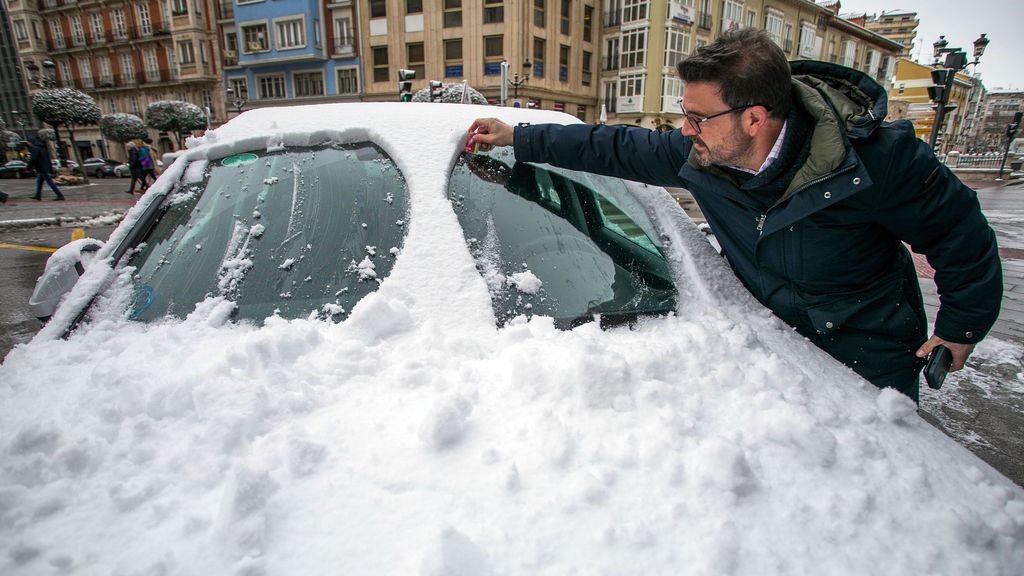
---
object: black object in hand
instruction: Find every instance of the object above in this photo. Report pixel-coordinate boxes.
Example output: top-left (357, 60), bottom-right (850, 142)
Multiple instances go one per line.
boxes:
top-left (924, 345), bottom-right (953, 390)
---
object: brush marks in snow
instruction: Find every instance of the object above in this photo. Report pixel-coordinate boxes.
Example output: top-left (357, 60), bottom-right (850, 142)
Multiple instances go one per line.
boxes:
top-left (420, 527), bottom-right (492, 576)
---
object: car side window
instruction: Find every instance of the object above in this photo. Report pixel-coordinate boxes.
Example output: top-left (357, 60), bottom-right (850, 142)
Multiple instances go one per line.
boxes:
top-left (124, 143), bottom-right (409, 323)
top-left (448, 148), bottom-right (677, 328)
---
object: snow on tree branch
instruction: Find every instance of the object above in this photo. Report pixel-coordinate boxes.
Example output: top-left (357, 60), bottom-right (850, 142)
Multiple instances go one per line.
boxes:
top-left (100, 113), bottom-right (148, 143)
top-left (145, 100), bottom-right (207, 134)
top-left (31, 88), bottom-right (102, 126)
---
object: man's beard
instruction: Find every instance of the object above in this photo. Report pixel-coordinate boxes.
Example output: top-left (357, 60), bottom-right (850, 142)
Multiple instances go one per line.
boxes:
top-left (693, 126), bottom-right (756, 168)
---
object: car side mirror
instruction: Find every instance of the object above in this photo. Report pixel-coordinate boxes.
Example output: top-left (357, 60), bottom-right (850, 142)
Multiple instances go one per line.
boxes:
top-left (29, 238), bottom-right (105, 322)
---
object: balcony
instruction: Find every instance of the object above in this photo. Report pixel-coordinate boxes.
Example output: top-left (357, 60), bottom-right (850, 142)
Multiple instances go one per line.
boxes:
top-left (334, 39), bottom-right (354, 55)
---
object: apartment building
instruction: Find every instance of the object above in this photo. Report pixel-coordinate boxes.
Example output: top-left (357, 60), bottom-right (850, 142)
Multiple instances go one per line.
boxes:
top-left (221, 0), bottom-right (361, 109)
top-left (356, 0), bottom-right (599, 121)
top-left (890, 58), bottom-right (976, 152)
top-left (978, 90), bottom-right (1024, 151)
top-left (863, 9), bottom-right (917, 59)
top-left (1, 0), bottom-right (34, 139)
top-left (7, 0), bottom-right (225, 160)
top-left (599, 0), bottom-right (900, 130)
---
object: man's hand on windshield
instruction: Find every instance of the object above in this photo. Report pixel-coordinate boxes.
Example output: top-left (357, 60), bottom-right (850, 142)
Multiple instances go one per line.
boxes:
top-left (467, 118), bottom-right (515, 151)
top-left (916, 335), bottom-right (975, 372)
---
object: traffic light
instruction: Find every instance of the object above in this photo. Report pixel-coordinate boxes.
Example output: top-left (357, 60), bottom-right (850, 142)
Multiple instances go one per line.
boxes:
top-left (398, 69), bottom-right (416, 102)
top-left (428, 80), bottom-right (443, 102)
top-left (928, 68), bottom-right (952, 103)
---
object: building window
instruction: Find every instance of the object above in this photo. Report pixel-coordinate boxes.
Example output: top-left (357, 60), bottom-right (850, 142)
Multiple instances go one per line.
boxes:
top-left (602, 80), bottom-right (617, 113)
top-left (583, 5), bottom-right (593, 42)
top-left (664, 27), bottom-right (689, 68)
top-left (145, 49), bottom-right (159, 81)
top-left (112, 9), bottom-right (127, 39)
top-left (225, 32), bottom-right (238, 54)
top-left (70, 15), bottom-right (85, 46)
top-left (130, 96), bottom-right (140, 116)
top-left (618, 72), bottom-right (644, 103)
top-left (257, 75), bottom-right (287, 99)
top-left (77, 57), bottom-right (93, 88)
top-left (534, 0), bottom-right (545, 27)
top-left (620, 27), bottom-right (646, 69)
top-left (370, 0), bottom-right (386, 18)
top-left (294, 71), bottom-right (325, 97)
top-left (407, 42), bottom-right (425, 80)
top-left (484, 0), bottom-right (504, 24)
top-left (603, 36), bottom-right (619, 70)
top-left (90, 13), bottom-right (104, 43)
top-left (276, 18), bottom-right (306, 50)
top-left (484, 34), bottom-right (503, 58)
top-left (444, 0), bottom-right (462, 27)
top-left (59, 60), bottom-right (72, 87)
top-left (783, 23), bottom-right (793, 53)
top-left (337, 68), bottom-right (359, 94)
top-left (335, 17), bottom-right (353, 50)
top-left (560, 0), bottom-right (570, 34)
top-left (172, 0), bottom-right (188, 15)
top-left (533, 37), bottom-right (545, 78)
top-left (178, 40), bottom-right (195, 64)
top-left (445, 38), bottom-right (463, 77)
top-left (559, 44), bottom-right (569, 82)
top-left (406, 0), bottom-right (422, 13)
top-left (799, 22), bottom-right (816, 58)
top-left (582, 50), bottom-right (592, 85)
top-left (841, 39), bottom-right (856, 67)
top-left (137, 4), bottom-right (153, 36)
top-left (722, 0), bottom-right (741, 29)
top-left (120, 53), bottom-right (135, 83)
top-left (372, 46), bottom-right (389, 82)
top-left (242, 23), bottom-right (269, 53)
top-left (623, 0), bottom-right (647, 24)
top-left (765, 8), bottom-right (783, 47)
top-left (98, 56), bottom-right (112, 85)
top-left (13, 19), bottom-right (28, 41)
top-left (745, 9), bottom-right (755, 29)
top-left (230, 77), bottom-right (249, 99)
top-left (49, 20), bottom-right (65, 49)
top-left (107, 97), bottom-right (118, 114)
top-left (662, 74), bottom-right (683, 113)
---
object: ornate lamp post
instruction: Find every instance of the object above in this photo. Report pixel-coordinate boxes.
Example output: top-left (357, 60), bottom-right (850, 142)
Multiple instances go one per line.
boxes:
top-left (225, 87), bottom-right (247, 116)
top-left (507, 58), bottom-right (531, 101)
top-left (927, 33), bottom-right (990, 151)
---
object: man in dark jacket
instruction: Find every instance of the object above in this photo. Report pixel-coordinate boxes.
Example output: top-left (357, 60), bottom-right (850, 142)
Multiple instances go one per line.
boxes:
top-left (468, 29), bottom-right (1001, 402)
top-left (28, 138), bottom-right (65, 201)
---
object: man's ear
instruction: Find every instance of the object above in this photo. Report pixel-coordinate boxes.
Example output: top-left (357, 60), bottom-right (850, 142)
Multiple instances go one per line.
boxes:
top-left (744, 106), bottom-right (772, 136)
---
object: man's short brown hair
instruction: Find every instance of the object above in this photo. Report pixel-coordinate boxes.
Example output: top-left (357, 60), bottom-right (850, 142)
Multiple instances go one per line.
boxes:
top-left (677, 28), bottom-right (792, 120)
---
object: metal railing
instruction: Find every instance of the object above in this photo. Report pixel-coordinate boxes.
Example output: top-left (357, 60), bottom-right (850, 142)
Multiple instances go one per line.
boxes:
top-left (955, 153), bottom-right (1006, 169)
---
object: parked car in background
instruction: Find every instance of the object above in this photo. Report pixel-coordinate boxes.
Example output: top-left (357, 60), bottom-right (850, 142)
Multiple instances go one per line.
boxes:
top-left (4, 103), bottom-right (1022, 575)
top-left (51, 159), bottom-right (81, 175)
top-left (81, 157), bottom-right (119, 178)
top-left (0, 159), bottom-right (35, 178)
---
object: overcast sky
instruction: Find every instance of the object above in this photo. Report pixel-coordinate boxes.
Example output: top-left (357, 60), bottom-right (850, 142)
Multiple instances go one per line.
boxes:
top-left (842, 0), bottom-right (1023, 90)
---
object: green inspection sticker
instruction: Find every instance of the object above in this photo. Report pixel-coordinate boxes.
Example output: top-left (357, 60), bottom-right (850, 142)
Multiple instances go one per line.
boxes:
top-left (222, 153), bottom-right (258, 167)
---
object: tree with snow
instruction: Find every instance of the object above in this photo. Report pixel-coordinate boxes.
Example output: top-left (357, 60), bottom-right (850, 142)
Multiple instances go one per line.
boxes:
top-left (411, 83), bottom-right (489, 105)
top-left (31, 88), bottom-right (102, 183)
top-left (145, 101), bottom-right (207, 149)
top-left (100, 113), bottom-right (148, 144)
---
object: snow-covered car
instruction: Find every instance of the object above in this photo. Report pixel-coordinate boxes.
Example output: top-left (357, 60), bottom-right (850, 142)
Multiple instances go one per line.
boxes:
top-left (2, 103), bottom-right (1021, 575)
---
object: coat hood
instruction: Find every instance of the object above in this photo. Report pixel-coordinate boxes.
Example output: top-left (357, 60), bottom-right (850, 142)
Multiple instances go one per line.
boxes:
top-left (790, 60), bottom-right (889, 140)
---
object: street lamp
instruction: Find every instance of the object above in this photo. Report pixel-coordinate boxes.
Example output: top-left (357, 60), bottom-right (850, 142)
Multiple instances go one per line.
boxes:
top-left (928, 33), bottom-right (989, 151)
top-left (225, 87), bottom-right (247, 115)
top-left (507, 58), bottom-right (531, 101)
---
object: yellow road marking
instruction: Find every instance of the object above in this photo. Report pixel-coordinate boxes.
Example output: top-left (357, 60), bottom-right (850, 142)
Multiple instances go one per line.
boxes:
top-left (0, 243), bottom-right (58, 254)
top-left (71, 228), bottom-right (86, 241)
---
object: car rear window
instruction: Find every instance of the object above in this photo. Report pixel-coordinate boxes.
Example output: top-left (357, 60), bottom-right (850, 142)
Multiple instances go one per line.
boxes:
top-left (448, 148), bottom-right (677, 328)
top-left (124, 143), bottom-right (408, 323)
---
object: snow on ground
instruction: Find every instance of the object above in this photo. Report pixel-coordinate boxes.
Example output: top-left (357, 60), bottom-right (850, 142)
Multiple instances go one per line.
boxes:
top-left (1, 104), bottom-right (1022, 575)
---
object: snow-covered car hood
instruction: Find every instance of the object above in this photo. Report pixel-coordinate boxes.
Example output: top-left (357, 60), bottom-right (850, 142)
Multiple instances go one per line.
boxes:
top-left (1, 103), bottom-right (1022, 575)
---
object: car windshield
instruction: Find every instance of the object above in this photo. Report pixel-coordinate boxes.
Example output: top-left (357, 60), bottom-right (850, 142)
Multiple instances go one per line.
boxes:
top-left (124, 143), bottom-right (409, 323)
top-left (448, 148), bottom-right (677, 327)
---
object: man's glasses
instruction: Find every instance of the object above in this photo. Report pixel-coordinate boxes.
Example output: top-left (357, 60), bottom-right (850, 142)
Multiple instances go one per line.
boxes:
top-left (676, 100), bottom-right (772, 134)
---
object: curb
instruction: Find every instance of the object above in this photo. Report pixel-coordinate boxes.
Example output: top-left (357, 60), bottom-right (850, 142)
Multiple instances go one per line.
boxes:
top-left (0, 212), bottom-right (125, 232)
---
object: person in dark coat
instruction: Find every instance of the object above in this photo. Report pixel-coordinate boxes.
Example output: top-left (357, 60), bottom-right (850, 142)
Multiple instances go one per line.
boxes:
top-left (467, 29), bottom-right (1002, 403)
top-left (126, 141), bottom-right (144, 194)
top-left (28, 138), bottom-right (65, 201)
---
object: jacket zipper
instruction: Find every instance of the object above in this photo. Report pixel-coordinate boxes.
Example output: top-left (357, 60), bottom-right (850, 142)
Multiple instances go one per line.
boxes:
top-left (756, 162), bottom-right (857, 237)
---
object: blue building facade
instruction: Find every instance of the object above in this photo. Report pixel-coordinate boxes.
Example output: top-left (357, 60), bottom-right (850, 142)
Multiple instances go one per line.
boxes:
top-left (225, 0), bottom-right (360, 106)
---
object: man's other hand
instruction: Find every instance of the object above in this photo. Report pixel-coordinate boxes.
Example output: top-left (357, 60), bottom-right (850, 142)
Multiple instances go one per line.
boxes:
top-left (467, 118), bottom-right (515, 151)
top-left (916, 335), bottom-right (976, 372)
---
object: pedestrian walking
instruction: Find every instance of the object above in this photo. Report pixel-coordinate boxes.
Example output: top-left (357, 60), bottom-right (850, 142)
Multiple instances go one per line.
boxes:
top-left (140, 137), bottom-right (160, 188)
top-left (467, 28), bottom-right (1002, 403)
top-left (28, 137), bottom-right (65, 201)
top-left (126, 141), bottom-right (145, 194)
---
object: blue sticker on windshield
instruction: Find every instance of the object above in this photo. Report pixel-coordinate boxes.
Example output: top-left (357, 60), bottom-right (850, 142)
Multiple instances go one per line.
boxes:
top-left (222, 153), bottom-right (258, 167)
top-left (129, 285), bottom-right (156, 320)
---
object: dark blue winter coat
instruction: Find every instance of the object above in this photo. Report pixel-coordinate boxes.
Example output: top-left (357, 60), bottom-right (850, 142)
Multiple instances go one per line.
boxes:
top-left (513, 61), bottom-right (1002, 398)
top-left (28, 140), bottom-right (53, 175)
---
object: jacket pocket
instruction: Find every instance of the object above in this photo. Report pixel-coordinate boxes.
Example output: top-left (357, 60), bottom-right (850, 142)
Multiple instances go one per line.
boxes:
top-left (803, 268), bottom-right (922, 344)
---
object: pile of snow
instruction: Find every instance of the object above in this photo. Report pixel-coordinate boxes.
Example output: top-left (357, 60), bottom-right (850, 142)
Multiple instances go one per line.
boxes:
top-left (1, 103), bottom-right (1021, 575)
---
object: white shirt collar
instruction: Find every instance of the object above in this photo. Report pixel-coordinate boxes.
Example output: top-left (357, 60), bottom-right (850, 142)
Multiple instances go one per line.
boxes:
top-left (729, 120), bottom-right (788, 175)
